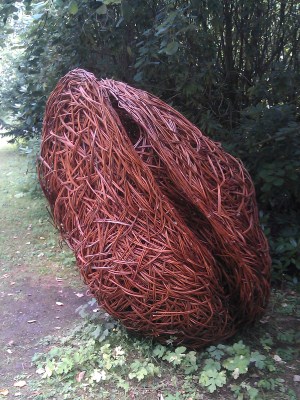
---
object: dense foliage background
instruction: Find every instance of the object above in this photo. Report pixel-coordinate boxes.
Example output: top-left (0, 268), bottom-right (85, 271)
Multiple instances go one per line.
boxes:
top-left (0, 0), bottom-right (299, 283)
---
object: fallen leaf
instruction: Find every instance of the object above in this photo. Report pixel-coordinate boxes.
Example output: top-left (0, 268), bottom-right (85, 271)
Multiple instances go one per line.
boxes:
top-left (43, 366), bottom-right (52, 378)
top-left (232, 367), bottom-right (240, 379)
top-left (56, 302), bottom-right (64, 306)
top-left (294, 375), bottom-right (300, 382)
top-left (36, 368), bottom-right (45, 375)
top-left (14, 193), bottom-right (25, 198)
top-left (13, 381), bottom-right (26, 388)
top-left (0, 389), bottom-right (9, 396)
top-left (91, 369), bottom-right (106, 382)
top-left (259, 316), bottom-right (269, 324)
top-left (75, 293), bottom-right (84, 298)
top-left (27, 320), bottom-right (37, 324)
top-left (76, 371), bottom-right (86, 382)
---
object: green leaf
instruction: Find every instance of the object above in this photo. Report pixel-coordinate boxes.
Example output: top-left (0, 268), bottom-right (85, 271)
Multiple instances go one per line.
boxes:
top-left (207, 346), bottom-right (225, 360)
top-left (136, 367), bottom-right (148, 381)
top-left (199, 370), bottom-right (226, 393)
top-left (98, 328), bottom-right (109, 342)
top-left (103, 0), bottom-right (122, 5)
top-left (164, 41), bottom-right (179, 56)
top-left (69, 1), bottom-right (78, 15)
top-left (250, 351), bottom-right (266, 369)
top-left (223, 355), bottom-right (250, 374)
top-left (203, 359), bottom-right (221, 372)
top-left (32, 13), bottom-right (44, 21)
top-left (273, 178), bottom-right (284, 186)
top-left (9, 5), bottom-right (18, 13)
top-left (153, 344), bottom-right (167, 358)
top-left (248, 387), bottom-right (259, 400)
top-left (117, 379), bottom-right (130, 392)
top-left (96, 5), bottom-right (107, 15)
top-left (175, 346), bottom-right (186, 354)
top-left (92, 326), bottom-right (101, 339)
top-left (163, 351), bottom-right (183, 365)
top-left (155, 24), bottom-right (169, 36)
top-left (231, 341), bottom-right (248, 355)
top-left (133, 72), bottom-right (143, 82)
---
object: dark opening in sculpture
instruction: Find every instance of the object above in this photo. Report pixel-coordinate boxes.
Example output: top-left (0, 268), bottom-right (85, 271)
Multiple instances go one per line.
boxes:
top-left (38, 69), bottom-right (271, 348)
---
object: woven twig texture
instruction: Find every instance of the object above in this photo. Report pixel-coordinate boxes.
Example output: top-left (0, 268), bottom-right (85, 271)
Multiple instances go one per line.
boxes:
top-left (38, 69), bottom-right (271, 348)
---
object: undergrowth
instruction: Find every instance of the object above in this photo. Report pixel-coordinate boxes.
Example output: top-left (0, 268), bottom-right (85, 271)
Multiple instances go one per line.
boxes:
top-left (31, 292), bottom-right (300, 400)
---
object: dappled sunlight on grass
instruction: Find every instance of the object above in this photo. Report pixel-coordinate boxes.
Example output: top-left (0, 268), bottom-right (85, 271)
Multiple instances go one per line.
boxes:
top-left (0, 136), bottom-right (14, 151)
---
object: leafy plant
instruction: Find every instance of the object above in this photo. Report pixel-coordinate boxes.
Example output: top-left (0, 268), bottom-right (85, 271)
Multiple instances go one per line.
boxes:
top-left (30, 294), bottom-right (300, 400)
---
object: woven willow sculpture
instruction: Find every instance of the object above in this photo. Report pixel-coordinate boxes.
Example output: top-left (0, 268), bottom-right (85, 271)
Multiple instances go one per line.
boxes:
top-left (38, 69), bottom-right (271, 348)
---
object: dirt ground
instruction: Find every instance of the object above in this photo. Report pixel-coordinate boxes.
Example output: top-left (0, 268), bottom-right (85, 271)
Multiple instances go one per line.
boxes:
top-left (0, 138), bottom-right (87, 398)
